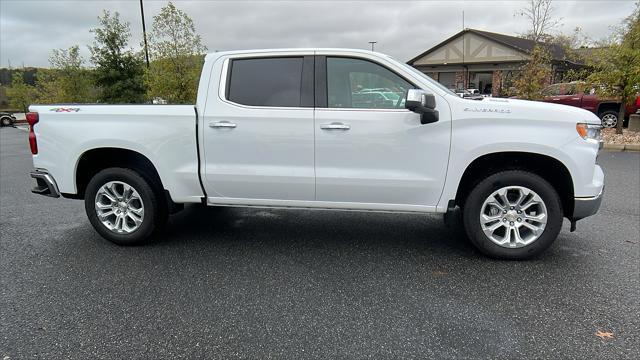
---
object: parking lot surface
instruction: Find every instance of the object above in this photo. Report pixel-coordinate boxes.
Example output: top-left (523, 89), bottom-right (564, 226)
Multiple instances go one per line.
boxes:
top-left (1, 127), bottom-right (638, 359)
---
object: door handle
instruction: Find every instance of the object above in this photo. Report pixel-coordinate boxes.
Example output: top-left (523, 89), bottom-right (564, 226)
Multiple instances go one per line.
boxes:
top-left (210, 121), bottom-right (237, 128)
top-left (320, 123), bottom-right (350, 130)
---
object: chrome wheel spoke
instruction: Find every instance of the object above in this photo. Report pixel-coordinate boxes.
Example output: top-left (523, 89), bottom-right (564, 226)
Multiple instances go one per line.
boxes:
top-left (483, 220), bottom-right (504, 232)
top-left (129, 206), bottom-right (143, 216)
top-left (113, 214), bottom-right (124, 231)
top-left (95, 202), bottom-right (112, 210)
top-left (98, 210), bottom-right (114, 220)
top-left (108, 183), bottom-right (122, 200)
top-left (496, 189), bottom-right (510, 207)
top-left (520, 220), bottom-right (542, 234)
top-left (525, 212), bottom-right (547, 223)
top-left (520, 198), bottom-right (541, 211)
top-left (513, 227), bottom-right (526, 245)
top-left (485, 201), bottom-right (504, 212)
top-left (500, 228), bottom-right (512, 245)
top-left (514, 189), bottom-right (526, 207)
top-left (481, 213), bottom-right (502, 224)
top-left (122, 186), bottom-right (133, 202)
top-left (101, 188), bottom-right (117, 203)
top-left (127, 212), bottom-right (143, 226)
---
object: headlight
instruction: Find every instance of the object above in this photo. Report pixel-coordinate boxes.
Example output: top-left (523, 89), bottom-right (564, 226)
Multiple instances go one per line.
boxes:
top-left (576, 123), bottom-right (602, 141)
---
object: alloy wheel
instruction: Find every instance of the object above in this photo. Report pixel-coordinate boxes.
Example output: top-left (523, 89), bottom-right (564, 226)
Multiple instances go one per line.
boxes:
top-left (479, 186), bottom-right (548, 248)
top-left (94, 181), bottom-right (145, 234)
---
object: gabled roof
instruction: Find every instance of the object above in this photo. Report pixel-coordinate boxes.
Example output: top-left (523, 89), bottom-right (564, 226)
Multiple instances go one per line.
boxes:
top-left (408, 28), bottom-right (569, 65)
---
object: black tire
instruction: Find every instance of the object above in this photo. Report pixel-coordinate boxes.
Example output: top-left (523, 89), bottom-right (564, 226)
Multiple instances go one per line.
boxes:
top-left (0, 117), bottom-right (12, 127)
top-left (84, 167), bottom-right (167, 245)
top-left (462, 170), bottom-right (563, 260)
top-left (599, 110), bottom-right (618, 128)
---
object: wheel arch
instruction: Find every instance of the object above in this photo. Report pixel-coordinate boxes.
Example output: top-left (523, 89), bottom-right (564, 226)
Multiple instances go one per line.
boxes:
top-left (454, 151), bottom-right (575, 218)
top-left (71, 147), bottom-right (165, 200)
top-left (597, 102), bottom-right (621, 115)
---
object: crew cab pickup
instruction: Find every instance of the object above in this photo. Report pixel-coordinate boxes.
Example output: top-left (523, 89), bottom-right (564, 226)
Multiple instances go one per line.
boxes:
top-left (27, 49), bottom-right (605, 259)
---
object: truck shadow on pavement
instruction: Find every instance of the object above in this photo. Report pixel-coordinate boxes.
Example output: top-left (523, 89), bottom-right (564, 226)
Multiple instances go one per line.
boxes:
top-left (148, 204), bottom-right (481, 259)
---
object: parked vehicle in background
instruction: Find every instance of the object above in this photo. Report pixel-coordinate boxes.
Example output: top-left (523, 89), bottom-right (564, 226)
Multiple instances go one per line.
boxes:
top-left (0, 112), bottom-right (17, 127)
top-left (541, 82), bottom-right (640, 128)
top-left (28, 48), bottom-right (604, 260)
top-left (450, 89), bottom-right (484, 100)
top-left (353, 88), bottom-right (404, 108)
top-left (468, 88), bottom-right (493, 98)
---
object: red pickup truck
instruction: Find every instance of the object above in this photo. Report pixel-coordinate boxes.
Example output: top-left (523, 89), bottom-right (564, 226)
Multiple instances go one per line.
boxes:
top-left (541, 83), bottom-right (640, 128)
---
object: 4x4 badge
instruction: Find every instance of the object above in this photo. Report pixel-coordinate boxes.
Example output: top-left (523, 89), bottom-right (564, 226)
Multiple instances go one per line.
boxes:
top-left (50, 107), bottom-right (80, 113)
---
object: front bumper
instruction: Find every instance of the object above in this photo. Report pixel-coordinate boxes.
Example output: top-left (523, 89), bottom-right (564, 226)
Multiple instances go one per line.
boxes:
top-left (30, 170), bottom-right (60, 198)
top-left (573, 187), bottom-right (603, 221)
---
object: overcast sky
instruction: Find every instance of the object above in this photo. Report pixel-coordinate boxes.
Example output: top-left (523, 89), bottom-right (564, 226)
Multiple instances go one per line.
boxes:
top-left (0, 0), bottom-right (637, 68)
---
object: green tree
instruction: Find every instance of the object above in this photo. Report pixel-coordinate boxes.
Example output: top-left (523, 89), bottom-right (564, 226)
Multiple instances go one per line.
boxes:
top-left (6, 71), bottom-right (40, 113)
top-left (588, 4), bottom-right (640, 134)
top-left (146, 2), bottom-right (207, 104)
top-left (513, 45), bottom-right (553, 100)
top-left (89, 10), bottom-right (146, 103)
top-left (38, 45), bottom-right (96, 103)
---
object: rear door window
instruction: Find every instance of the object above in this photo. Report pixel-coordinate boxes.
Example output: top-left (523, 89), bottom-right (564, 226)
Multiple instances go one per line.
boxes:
top-left (227, 57), bottom-right (305, 107)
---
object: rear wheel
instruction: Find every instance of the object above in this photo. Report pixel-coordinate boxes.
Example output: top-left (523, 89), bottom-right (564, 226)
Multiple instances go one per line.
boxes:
top-left (462, 170), bottom-right (563, 260)
top-left (84, 168), bottom-right (167, 245)
top-left (600, 110), bottom-right (618, 128)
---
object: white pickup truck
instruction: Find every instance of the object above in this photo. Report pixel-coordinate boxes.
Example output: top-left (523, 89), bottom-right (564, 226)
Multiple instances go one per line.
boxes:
top-left (28, 49), bottom-right (604, 259)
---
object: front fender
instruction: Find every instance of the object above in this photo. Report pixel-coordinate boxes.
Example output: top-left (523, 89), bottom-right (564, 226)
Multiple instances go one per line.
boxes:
top-left (437, 116), bottom-right (595, 211)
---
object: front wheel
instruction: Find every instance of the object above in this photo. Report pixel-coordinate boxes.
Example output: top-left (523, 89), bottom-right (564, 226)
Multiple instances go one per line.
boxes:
top-left (462, 170), bottom-right (563, 260)
top-left (84, 168), bottom-right (167, 245)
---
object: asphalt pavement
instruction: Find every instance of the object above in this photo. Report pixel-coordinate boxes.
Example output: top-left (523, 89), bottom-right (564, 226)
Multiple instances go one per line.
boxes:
top-left (1, 126), bottom-right (638, 359)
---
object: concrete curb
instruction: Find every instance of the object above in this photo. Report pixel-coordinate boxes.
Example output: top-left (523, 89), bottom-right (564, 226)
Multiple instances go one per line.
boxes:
top-left (603, 143), bottom-right (640, 151)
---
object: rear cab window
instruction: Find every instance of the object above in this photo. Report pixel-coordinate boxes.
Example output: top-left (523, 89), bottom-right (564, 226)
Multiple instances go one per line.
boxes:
top-left (226, 56), bottom-right (313, 107)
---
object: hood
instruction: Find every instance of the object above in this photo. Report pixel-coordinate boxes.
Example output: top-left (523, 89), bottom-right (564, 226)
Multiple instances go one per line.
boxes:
top-left (477, 97), bottom-right (601, 125)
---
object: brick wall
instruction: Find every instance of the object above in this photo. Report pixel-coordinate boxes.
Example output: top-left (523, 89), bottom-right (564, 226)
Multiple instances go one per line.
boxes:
top-left (492, 71), bottom-right (502, 97)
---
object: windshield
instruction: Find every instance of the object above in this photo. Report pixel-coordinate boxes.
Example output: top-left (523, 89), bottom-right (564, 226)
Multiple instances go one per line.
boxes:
top-left (399, 63), bottom-right (457, 96)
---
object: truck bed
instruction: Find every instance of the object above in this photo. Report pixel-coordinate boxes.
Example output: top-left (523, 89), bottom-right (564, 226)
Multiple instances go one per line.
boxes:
top-left (29, 104), bottom-right (203, 203)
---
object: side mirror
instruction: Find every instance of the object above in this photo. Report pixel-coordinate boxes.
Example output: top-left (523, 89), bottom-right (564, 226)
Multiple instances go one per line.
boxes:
top-left (405, 89), bottom-right (439, 124)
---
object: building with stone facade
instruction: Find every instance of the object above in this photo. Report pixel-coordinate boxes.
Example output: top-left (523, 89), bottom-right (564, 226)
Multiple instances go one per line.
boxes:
top-left (407, 28), bottom-right (584, 97)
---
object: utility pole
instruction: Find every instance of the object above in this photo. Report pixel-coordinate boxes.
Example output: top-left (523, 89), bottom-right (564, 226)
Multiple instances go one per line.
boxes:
top-left (140, 0), bottom-right (150, 68)
top-left (368, 41), bottom-right (377, 51)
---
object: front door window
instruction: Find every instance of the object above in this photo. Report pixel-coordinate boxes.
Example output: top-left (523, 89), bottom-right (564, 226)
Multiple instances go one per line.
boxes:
top-left (326, 57), bottom-right (413, 109)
